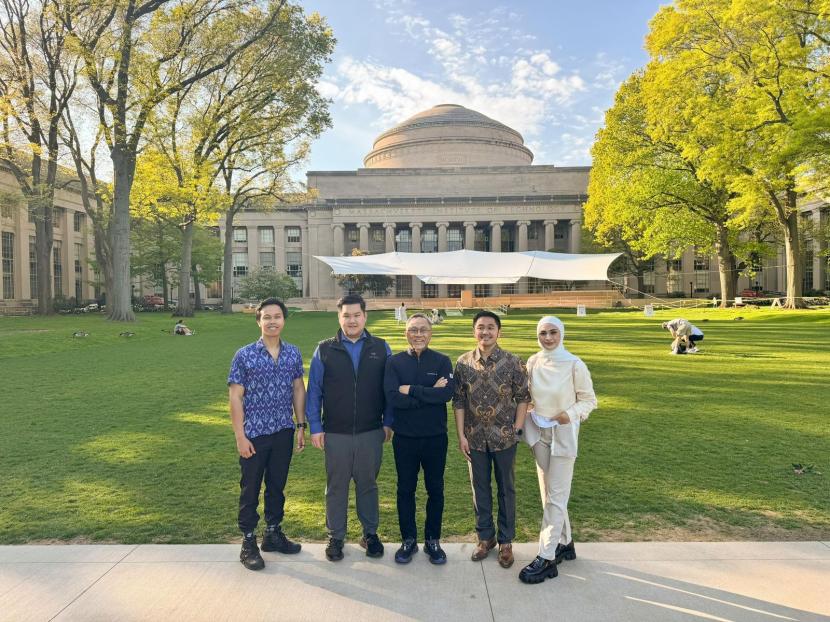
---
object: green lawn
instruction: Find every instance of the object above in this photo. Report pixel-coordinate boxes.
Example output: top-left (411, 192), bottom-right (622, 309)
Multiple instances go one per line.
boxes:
top-left (1, 306), bottom-right (828, 544)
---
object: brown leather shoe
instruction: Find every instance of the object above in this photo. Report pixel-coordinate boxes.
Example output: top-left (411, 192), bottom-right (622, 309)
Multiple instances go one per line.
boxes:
top-left (498, 543), bottom-right (514, 568)
top-left (470, 538), bottom-right (497, 561)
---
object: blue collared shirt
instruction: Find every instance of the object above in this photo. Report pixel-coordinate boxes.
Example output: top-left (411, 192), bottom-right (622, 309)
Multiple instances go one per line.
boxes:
top-left (228, 338), bottom-right (304, 439)
top-left (306, 330), bottom-right (394, 434)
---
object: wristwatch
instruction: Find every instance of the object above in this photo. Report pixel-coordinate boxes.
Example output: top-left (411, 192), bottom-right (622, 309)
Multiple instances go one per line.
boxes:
top-left (295, 422), bottom-right (307, 429)
top-left (515, 428), bottom-right (523, 437)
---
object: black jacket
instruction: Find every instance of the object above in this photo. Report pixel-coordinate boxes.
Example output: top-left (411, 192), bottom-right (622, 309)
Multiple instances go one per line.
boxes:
top-left (384, 347), bottom-right (454, 437)
top-left (318, 330), bottom-right (389, 434)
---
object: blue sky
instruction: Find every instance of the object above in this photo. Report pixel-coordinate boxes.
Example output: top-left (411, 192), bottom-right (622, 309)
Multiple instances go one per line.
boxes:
top-left (299, 0), bottom-right (669, 174)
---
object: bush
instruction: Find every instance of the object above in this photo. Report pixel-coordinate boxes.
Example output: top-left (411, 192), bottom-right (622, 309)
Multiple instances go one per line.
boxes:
top-left (237, 268), bottom-right (300, 301)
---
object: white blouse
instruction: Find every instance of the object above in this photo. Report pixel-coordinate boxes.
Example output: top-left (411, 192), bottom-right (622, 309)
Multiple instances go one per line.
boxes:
top-left (524, 353), bottom-right (597, 458)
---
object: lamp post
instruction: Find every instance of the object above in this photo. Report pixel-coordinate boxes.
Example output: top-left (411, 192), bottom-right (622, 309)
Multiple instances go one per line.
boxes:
top-left (689, 281), bottom-right (694, 299)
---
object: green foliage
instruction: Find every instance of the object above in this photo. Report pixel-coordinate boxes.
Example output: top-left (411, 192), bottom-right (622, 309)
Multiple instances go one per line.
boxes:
top-left (0, 309), bottom-right (828, 543)
top-left (334, 248), bottom-right (394, 295)
top-left (237, 267), bottom-right (299, 301)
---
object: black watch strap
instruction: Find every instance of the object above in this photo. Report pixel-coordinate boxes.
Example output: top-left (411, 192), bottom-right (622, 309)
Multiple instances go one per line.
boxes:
top-left (296, 422), bottom-right (307, 429)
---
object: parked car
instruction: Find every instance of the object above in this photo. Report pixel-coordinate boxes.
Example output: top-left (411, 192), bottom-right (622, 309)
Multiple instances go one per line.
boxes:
top-left (83, 303), bottom-right (99, 312)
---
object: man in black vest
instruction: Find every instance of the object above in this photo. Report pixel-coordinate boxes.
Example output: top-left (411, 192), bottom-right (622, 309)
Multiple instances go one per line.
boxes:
top-left (306, 294), bottom-right (393, 562)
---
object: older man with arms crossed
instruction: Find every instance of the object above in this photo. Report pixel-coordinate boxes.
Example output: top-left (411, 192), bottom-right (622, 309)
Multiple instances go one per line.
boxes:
top-left (385, 313), bottom-right (455, 564)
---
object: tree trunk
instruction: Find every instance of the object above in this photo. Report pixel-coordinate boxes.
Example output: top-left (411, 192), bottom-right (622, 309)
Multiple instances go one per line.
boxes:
top-left (222, 209), bottom-right (236, 313)
top-left (32, 195), bottom-right (54, 314)
top-left (713, 223), bottom-right (737, 308)
top-left (176, 218), bottom-right (195, 317)
top-left (193, 269), bottom-right (202, 311)
top-left (635, 272), bottom-right (645, 298)
top-left (782, 211), bottom-right (805, 309)
top-left (108, 146), bottom-right (136, 321)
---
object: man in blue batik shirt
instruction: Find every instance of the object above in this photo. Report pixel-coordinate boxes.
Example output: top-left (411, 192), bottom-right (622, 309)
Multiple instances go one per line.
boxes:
top-left (228, 297), bottom-right (307, 571)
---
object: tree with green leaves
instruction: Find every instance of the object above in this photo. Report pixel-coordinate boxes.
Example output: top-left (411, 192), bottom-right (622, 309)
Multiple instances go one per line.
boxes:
top-left (586, 71), bottom-right (754, 306)
top-left (237, 266), bottom-right (298, 301)
top-left (644, 0), bottom-right (830, 308)
top-left (334, 248), bottom-right (394, 297)
top-left (59, 0), bottom-right (286, 321)
top-left (0, 0), bottom-right (77, 313)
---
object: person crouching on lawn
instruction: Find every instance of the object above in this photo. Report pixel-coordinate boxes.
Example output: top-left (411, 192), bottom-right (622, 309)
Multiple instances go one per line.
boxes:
top-left (228, 297), bottom-right (307, 571)
top-left (518, 316), bottom-right (597, 584)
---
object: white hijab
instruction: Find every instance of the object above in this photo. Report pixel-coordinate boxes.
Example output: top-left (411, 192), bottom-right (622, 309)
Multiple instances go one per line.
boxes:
top-left (536, 316), bottom-right (579, 362)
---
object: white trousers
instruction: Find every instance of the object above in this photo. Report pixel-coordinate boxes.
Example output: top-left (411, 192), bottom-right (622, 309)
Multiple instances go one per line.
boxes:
top-left (531, 427), bottom-right (576, 560)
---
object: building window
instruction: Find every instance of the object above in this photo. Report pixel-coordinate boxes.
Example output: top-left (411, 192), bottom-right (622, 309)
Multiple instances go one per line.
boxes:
top-left (422, 283), bottom-right (438, 298)
top-left (643, 270), bottom-right (656, 294)
top-left (28, 206), bottom-right (36, 223)
top-left (371, 229), bottom-right (384, 243)
top-left (259, 227), bottom-right (274, 246)
top-left (53, 207), bottom-right (64, 229)
top-left (29, 236), bottom-right (37, 298)
top-left (233, 227), bottom-right (247, 244)
top-left (474, 284), bottom-right (489, 297)
top-left (474, 228), bottom-right (489, 252)
top-left (693, 253), bottom-right (709, 272)
top-left (2, 232), bottom-right (14, 299)
top-left (665, 259), bottom-right (682, 295)
top-left (53, 240), bottom-right (63, 296)
top-left (259, 251), bottom-right (275, 269)
top-left (73, 212), bottom-right (85, 233)
top-left (74, 243), bottom-right (84, 301)
top-left (286, 227), bottom-right (301, 244)
top-left (528, 223), bottom-right (539, 240)
top-left (232, 252), bottom-right (248, 277)
top-left (286, 251), bottom-right (302, 290)
top-left (346, 228), bottom-right (358, 243)
top-left (395, 275), bottom-right (412, 297)
top-left (421, 228), bottom-right (437, 253)
top-left (447, 228), bottom-right (463, 251)
top-left (694, 271), bottom-right (709, 293)
top-left (803, 250), bottom-right (813, 292)
top-left (395, 229), bottom-right (412, 252)
top-left (501, 227), bottom-right (515, 252)
top-left (502, 282), bottom-right (516, 294)
top-left (1, 203), bottom-right (14, 220)
top-left (447, 284), bottom-right (462, 298)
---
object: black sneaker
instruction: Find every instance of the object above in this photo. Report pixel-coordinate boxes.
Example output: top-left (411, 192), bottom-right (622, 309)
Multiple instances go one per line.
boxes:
top-left (325, 537), bottom-right (344, 562)
top-left (240, 536), bottom-right (265, 571)
top-left (519, 556), bottom-right (558, 584)
top-left (394, 538), bottom-right (418, 564)
top-left (360, 533), bottom-right (384, 558)
top-left (554, 541), bottom-right (576, 564)
top-left (261, 525), bottom-right (301, 554)
top-left (424, 539), bottom-right (447, 565)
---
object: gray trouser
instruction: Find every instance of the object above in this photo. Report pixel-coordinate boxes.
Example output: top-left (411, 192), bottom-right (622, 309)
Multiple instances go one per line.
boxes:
top-left (468, 443), bottom-right (517, 544)
top-left (324, 428), bottom-right (385, 540)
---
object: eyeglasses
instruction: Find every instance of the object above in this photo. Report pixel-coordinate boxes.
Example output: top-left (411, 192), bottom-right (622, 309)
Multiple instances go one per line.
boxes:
top-left (406, 327), bottom-right (431, 335)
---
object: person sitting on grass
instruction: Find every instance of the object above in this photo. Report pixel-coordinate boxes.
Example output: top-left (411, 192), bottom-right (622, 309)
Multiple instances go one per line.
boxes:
top-left (174, 320), bottom-right (194, 336)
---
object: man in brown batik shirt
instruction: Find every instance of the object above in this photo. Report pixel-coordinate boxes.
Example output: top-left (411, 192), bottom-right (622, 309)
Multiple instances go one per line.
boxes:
top-left (453, 310), bottom-right (530, 569)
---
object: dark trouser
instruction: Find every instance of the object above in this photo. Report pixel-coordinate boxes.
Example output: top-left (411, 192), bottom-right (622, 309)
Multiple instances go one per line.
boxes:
top-left (393, 433), bottom-right (448, 541)
top-left (468, 443), bottom-right (517, 544)
top-left (324, 428), bottom-right (385, 540)
top-left (238, 428), bottom-right (294, 533)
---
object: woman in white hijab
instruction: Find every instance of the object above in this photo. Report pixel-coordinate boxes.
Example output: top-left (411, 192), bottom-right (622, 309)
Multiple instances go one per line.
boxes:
top-left (518, 316), bottom-right (597, 585)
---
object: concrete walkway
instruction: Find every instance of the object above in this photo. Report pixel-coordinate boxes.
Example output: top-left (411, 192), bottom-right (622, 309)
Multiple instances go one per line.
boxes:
top-left (1, 542), bottom-right (828, 621)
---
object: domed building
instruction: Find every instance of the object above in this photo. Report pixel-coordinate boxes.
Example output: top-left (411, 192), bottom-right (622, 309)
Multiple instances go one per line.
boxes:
top-left (224, 103), bottom-right (591, 301)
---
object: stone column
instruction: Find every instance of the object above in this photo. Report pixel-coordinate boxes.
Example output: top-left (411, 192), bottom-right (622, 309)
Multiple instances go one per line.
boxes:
top-left (490, 221), bottom-right (503, 296)
top-left (814, 209), bottom-right (826, 291)
top-left (300, 225), bottom-right (309, 297)
top-left (544, 219), bottom-right (557, 251)
top-left (358, 222), bottom-right (370, 252)
top-left (464, 221), bottom-right (476, 250)
top-left (332, 223), bottom-right (345, 256)
top-left (383, 222), bottom-right (396, 253)
top-left (569, 219), bottom-right (582, 254)
top-left (275, 225), bottom-right (285, 272)
top-left (517, 220), bottom-right (530, 294)
top-left (436, 221), bottom-right (449, 297)
top-left (410, 222), bottom-right (422, 298)
top-left (247, 226), bottom-right (259, 271)
top-left (14, 210), bottom-right (29, 299)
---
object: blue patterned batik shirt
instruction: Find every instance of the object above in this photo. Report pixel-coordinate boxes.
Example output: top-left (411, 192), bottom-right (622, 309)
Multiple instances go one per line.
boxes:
top-left (228, 338), bottom-right (304, 439)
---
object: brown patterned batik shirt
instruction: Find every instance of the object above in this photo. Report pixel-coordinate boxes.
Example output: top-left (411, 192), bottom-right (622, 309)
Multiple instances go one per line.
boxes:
top-left (453, 345), bottom-right (530, 452)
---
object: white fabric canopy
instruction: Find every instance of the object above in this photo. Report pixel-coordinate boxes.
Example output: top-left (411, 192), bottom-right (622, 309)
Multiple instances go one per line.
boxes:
top-left (315, 250), bottom-right (622, 284)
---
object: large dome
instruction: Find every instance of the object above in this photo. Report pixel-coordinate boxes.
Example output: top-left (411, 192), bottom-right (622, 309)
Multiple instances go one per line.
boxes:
top-left (363, 104), bottom-right (533, 168)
